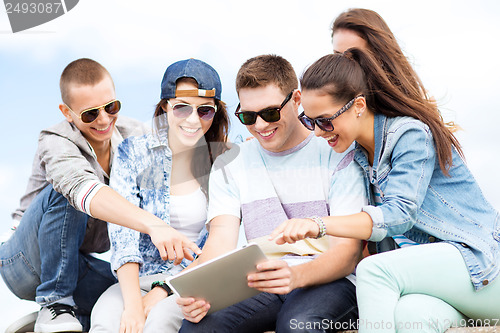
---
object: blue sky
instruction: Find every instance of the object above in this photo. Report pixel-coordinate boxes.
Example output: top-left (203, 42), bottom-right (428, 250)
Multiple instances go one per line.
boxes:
top-left (0, 0), bottom-right (499, 327)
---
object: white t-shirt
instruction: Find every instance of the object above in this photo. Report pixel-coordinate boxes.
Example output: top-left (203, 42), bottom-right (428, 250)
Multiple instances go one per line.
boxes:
top-left (208, 134), bottom-right (368, 283)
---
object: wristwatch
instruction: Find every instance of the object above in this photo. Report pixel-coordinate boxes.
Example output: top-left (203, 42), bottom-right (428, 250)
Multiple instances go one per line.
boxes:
top-left (151, 280), bottom-right (174, 296)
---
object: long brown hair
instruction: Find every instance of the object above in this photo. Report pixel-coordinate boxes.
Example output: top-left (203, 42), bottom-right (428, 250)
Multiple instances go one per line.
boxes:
top-left (300, 48), bottom-right (463, 175)
top-left (332, 8), bottom-right (427, 102)
top-left (153, 97), bottom-right (229, 195)
top-left (332, 8), bottom-right (460, 132)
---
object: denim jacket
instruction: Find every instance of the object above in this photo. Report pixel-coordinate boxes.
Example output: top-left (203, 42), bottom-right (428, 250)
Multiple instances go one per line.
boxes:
top-left (109, 123), bottom-right (207, 277)
top-left (355, 114), bottom-right (500, 290)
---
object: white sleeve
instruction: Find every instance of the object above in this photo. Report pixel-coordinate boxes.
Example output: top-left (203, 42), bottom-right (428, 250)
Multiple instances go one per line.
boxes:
top-left (206, 154), bottom-right (242, 223)
top-left (329, 152), bottom-right (368, 216)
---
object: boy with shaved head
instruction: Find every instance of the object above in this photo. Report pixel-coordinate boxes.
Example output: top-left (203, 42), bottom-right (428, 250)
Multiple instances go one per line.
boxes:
top-left (0, 58), bottom-right (200, 332)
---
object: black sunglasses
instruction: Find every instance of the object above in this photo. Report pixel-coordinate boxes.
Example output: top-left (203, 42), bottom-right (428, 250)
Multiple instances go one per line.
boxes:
top-left (67, 100), bottom-right (121, 124)
top-left (234, 91), bottom-right (294, 125)
top-left (298, 95), bottom-right (362, 132)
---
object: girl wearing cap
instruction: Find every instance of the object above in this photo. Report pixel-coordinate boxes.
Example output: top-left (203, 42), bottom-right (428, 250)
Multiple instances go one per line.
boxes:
top-left (90, 59), bottom-right (229, 333)
top-left (269, 49), bottom-right (500, 333)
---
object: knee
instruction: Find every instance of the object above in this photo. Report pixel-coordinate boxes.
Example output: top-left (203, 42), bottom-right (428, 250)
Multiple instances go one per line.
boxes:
top-left (356, 255), bottom-right (387, 283)
top-left (44, 186), bottom-right (85, 220)
top-left (395, 295), bottom-right (433, 332)
top-left (144, 297), bottom-right (183, 333)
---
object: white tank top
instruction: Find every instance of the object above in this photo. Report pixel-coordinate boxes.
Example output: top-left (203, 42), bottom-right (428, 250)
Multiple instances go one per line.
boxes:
top-left (169, 187), bottom-right (207, 242)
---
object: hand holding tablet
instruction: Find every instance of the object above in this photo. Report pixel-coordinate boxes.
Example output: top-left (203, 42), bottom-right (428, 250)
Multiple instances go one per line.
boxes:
top-left (166, 243), bottom-right (267, 314)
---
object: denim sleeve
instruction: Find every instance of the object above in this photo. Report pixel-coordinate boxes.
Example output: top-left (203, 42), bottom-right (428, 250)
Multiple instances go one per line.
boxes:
top-left (366, 124), bottom-right (436, 242)
top-left (329, 150), bottom-right (368, 216)
top-left (108, 138), bottom-right (144, 271)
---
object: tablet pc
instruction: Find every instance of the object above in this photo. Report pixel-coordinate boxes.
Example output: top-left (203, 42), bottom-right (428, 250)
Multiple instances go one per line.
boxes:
top-left (166, 243), bottom-right (267, 314)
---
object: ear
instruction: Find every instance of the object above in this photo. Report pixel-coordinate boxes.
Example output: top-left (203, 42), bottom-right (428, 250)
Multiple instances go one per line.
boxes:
top-left (59, 104), bottom-right (74, 123)
top-left (355, 96), bottom-right (367, 115)
top-left (292, 89), bottom-right (301, 108)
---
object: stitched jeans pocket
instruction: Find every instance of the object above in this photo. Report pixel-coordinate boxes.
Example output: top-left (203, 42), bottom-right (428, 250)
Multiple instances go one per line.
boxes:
top-left (0, 251), bottom-right (40, 301)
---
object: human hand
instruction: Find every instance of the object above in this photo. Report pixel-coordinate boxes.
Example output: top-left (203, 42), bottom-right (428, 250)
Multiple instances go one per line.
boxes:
top-left (119, 305), bottom-right (146, 333)
top-left (143, 286), bottom-right (169, 316)
top-left (149, 224), bottom-right (202, 264)
top-left (268, 218), bottom-right (319, 245)
top-left (247, 259), bottom-right (297, 294)
top-left (176, 296), bottom-right (210, 323)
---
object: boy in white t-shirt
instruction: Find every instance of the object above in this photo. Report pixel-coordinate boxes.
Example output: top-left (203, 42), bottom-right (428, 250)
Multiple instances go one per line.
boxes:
top-left (177, 55), bottom-right (367, 332)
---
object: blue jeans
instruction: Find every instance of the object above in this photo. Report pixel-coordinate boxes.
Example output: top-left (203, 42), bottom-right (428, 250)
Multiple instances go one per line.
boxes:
top-left (0, 185), bottom-right (116, 328)
top-left (179, 277), bottom-right (358, 333)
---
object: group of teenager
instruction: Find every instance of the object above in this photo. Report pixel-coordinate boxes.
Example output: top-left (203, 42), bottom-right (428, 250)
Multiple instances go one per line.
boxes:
top-left (1, 8), bottom-right (499, 333)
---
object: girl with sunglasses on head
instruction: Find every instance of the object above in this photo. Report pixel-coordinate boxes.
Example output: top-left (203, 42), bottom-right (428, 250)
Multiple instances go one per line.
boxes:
top-left (269, 48), bottom-right (500, 332)
top-left (90, 59), bottom-right (229, 333)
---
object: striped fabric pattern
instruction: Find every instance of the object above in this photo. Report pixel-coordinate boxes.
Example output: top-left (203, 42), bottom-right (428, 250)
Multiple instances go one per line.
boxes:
top-left (208, 134), bottom-right (367, 262)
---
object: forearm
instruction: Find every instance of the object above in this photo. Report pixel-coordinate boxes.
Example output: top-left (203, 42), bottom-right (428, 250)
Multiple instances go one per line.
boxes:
top-left (117, 263), bottom-right (143, 311)
top-left (291, 238), bottom-right (362, 288)
top-left (323, 212), bottom-right (373, 240)
top-left (194, 215), bottom-right (240, 265)
top-left (90, 186), bottom-right (164, 235)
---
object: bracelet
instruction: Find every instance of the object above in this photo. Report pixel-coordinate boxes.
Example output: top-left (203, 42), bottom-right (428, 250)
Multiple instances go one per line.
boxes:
top-left (309, 216), bottom-right (326, 238)
top-left (151, 280), bottom-right (173, 296)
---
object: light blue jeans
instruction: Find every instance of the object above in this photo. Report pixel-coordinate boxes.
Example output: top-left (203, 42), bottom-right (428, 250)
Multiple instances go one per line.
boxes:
top-left (356, 242), bottom-right (500, 332)
top-left (0, 185), bottom-right (116, 330)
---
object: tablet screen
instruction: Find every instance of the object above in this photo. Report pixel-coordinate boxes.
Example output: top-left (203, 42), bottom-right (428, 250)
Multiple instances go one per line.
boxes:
top-left (166, 243), bottom-right (267, 314)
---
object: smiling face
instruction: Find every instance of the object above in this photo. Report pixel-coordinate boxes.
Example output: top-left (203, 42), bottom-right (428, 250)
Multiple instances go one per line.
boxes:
top-left (238, 84), bottom-right (308, 153)
top-left (60, 75), bottom-right (118, 150)
top-left (165, 80), bottom-right (215, 152)
top-left (301, 89), bottom-right (366, 154)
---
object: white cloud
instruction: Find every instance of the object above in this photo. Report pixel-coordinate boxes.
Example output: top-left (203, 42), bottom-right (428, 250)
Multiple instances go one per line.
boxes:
top-left (0, 165), bottom-right (31, 226)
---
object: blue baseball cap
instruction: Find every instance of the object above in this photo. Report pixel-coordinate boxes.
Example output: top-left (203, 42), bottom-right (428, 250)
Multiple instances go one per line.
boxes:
top-left (160, 58), bottom-right (222, 100)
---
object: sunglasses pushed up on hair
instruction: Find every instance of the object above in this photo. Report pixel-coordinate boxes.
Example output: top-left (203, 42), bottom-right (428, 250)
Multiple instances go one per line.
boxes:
top-left (167, 100), bottom-right (217, 121)
top-left (67, 100), bottom-right (121, 123)
top-left (234, 91), bottom-right (294, 125)
top-left (298, 95), bottom-right (363, 132)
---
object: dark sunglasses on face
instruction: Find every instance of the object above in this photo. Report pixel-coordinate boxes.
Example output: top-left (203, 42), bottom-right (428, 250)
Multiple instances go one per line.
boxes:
top-left (234, 90), bottom-right (294, 125)
top-left (67, 100), bottom-right (121, 123)
top-left (298, 95), bottom-right (363, 132)
top-left (167, 100), bottom-right (217, 121)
